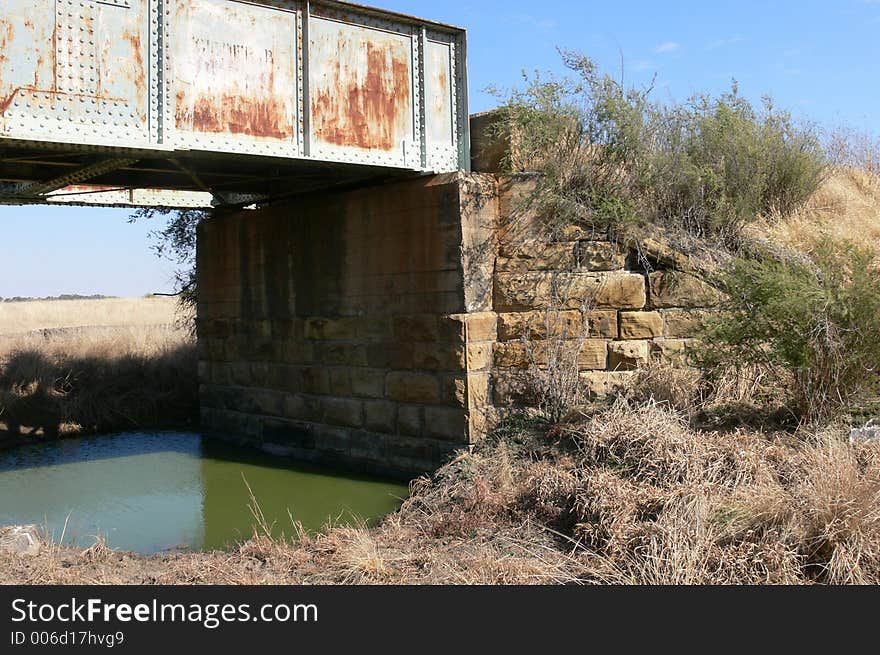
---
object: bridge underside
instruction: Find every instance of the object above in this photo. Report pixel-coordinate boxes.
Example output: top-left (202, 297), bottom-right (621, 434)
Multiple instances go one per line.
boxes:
top-left (0, 144), bottom-right (419, 209)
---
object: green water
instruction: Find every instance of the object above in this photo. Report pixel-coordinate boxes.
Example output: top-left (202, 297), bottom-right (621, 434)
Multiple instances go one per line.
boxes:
top-left (0, 432), bottom-right (408, 554)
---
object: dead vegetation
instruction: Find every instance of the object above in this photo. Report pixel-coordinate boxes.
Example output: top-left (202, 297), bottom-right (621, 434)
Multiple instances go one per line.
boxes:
top-left (0, 298), bottom-right (197, 446)
top-left (2, 392), bottom-right (879, 585)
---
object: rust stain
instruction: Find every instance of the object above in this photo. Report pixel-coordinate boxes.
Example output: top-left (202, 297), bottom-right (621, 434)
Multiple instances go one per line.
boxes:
top-left (0, 89), bottom-right (19, 116)
top-left (175, 36), bottom-right (293, 140)
top-left (123, 30), bottom-right (147, 121)
top-left (57, 184), bottom-right (118, 193)
top-left (51, 22), bottom-right (58, 91)
top-left (176, 90), bottom-right (292, 140)
top-left (312, 43), bottom-right (412, 151)
top-left (0, 20), bottom-right (14, 68)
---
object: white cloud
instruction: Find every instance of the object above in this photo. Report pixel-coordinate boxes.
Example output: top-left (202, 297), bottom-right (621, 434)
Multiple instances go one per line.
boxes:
top-left (655, 41), bottom-right (680, 54)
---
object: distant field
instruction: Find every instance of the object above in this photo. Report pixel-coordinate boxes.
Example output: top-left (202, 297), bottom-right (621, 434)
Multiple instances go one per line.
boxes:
top-left (0, 297), bottom-right (179, 335)
top-left (0, 297), bottom-right (189, 360)
top-left (0, 296), bottom-right (197, 443)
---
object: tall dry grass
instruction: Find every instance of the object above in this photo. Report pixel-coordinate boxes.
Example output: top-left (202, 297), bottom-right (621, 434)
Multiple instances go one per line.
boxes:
top-left (3, 400), bottom-right (878, 585)
top-left (749, 167), bottom-right (880, 262)
top-left (0, 297), bottom-right (197, 443)
top-left (0, 297), bottom-right (180, 336)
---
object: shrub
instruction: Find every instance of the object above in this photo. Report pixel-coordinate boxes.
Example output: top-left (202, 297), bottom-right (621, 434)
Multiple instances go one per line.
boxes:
top-left (492, 52), bottom-right (826, 246)
top-left (521, 302), bottom-right (592, 425)
top-left (701, 239), bottom-right (880, 422)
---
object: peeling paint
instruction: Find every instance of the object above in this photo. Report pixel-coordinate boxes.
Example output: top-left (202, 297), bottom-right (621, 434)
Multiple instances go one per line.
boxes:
top-left (310, 18), bottom-right (413, 152)
top-left (172, 0), bottom-right (296, 142)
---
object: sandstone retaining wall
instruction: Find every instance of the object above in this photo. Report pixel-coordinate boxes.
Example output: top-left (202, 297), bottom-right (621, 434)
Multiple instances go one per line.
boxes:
top-left (197, 169), bottom-right (721, 477)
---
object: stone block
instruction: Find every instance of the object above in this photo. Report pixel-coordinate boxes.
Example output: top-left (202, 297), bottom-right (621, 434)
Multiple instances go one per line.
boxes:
top-left (497, 310), bottom-right (582, 342)
top-left (412, 343), bottom-right (466, 371)
top-left (575, 241), bottom-right (626, 271)
top-left (456, 312), bottom-right (499, 342)
top-left (252, 389), bottom-right (284, 417)
top-left (304, 317), bottom-right (360, 341)
top-left (351, 368), bottom-right (386, 399)
top-left (424, 406), bottom-right (468, 442)
top-left (651, 339), bottom-right (698, 366)
top-left (397, 405), bottom-right (423, 436)
top-left (386, 372), bottom-right (441, 404)
top-left (364, 401), bottom-right (397, 432)
top-left (490, 371), bottom-right (535, 407)
top-left (321, 397), bottom-right (363, 429)
top-left (443, 372), bottom-right (491, 409)
top-left (319, 343), bottom-right (368, 367)
top-left (579, 340), bottom-right (609, 371)
top-left (580, 371), bottom-right (638, 399)
top-left (231, 362), bottom-right (251, 386)
top-left (650, 271), bottom-right (721, 309)
top-left (251, 362), bottom-right (270, 387)
top-left (594, 273), bottom-right (647, 310)
top-left (495, 272), bottom-right (646, 312)
top-left (465, 342), bottom-right (493, 371)
top-left (349, 431), bottom-right (385, 463)
top-left (310, 425), bottom-right (353, 456)
top-left (608, 341), bottom-right (650, 371)
top-left (281, 341), bottom-right (314, 365)
top-left (496, 242), bottom-right (577, 272)
top-left (620, 311), bottom-right (663, 339)
top-left (358, 315), bottom-right (392, 341)
top-left (493, 342), bottom-right (538, 370)
top-left (301, 367), bottom-right (331, 395)
top-left (328, 368), bottom-right (352, 396)
top-left (662, 309), bottom-right (708, 338)
top-left (283, 394), bottom-right (321, 422)
top-left (392, 315), bottom-right (439, 342)
top-left (494, 339), bottom-right (607, 371)
top-left (468, 407), bottom-right (500, 442)
top-left (585, 310), bottom-right (619, 338)
top-left (267, 365), bottom-right (302, 394)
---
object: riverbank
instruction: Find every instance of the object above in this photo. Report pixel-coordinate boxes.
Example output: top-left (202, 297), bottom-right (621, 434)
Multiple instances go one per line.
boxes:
top-left (0, 298), bottom-right (197, 448)
top-left (3, 399), bottom-right (878, 585)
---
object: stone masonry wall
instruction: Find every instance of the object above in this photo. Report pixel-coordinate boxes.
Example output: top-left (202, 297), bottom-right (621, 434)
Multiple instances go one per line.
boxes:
top-left (489, 176), bottom-right (722, 411)
top-left (196, 165), bottom-right (725, 478)
top-left (197, 173), bottom-right (498, 478)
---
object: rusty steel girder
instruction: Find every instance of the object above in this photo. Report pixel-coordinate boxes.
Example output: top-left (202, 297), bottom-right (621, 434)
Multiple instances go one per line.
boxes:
top-left (0, 0), bottom-right (469, 208)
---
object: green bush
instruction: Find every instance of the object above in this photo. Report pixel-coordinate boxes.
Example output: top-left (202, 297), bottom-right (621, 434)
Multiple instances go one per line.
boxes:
top-left (492, 52), bottom-right (826, 245)
top-left (701, 240), bottom-right (880, 422)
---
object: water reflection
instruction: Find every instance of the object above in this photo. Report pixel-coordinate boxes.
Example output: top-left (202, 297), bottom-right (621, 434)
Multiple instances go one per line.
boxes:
top-left (0, 433), bottom-right (408, 554)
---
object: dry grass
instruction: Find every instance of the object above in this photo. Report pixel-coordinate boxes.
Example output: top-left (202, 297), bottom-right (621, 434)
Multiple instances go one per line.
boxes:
top-left (0, 297), bottom-right (196, 444)
top-left (749, 167), bottom-right (880, 263)
top-left (0, 297), bottom-right (180, 336)
top-left (3, 400), bottom-right (878, 585)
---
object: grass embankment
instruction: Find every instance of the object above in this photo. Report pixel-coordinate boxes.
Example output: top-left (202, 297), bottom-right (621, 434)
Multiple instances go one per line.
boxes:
top-left (2, 398), bottom-right (878, 585)
top-left (0, 297), bottom-right (197, 447)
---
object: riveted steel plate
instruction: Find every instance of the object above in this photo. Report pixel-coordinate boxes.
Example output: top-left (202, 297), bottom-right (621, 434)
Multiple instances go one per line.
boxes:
top-left (309, 15), bottom-right (417, 168)
top-left (170, 0), bottom-right (299, 157)
top-left (424, 38), bottom-right (457, 171)
top-left (0, 0), bottom-right (151, 146)
top-left (0, 1), bottom-right (470, 208)
top-left (43, 184), bottom-right (214, 208)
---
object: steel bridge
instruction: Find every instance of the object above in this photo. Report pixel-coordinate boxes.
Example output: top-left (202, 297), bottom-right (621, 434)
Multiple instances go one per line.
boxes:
top-left (0, 0), bottom-right (469, 209)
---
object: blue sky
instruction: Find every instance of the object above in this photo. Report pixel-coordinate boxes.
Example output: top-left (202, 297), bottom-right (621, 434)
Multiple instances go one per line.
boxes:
top-left (2, 0), bottom-right (878, 298)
